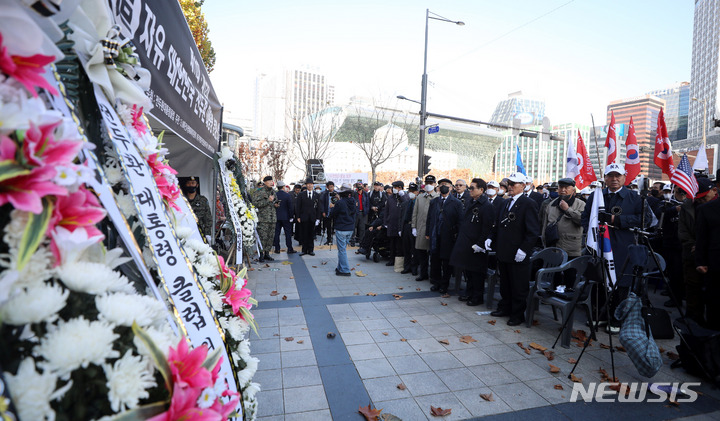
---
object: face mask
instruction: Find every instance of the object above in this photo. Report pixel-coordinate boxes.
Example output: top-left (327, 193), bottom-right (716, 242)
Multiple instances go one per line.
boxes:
top-left (498, 188), bottom-right (506, 196)
top-left (439, 185), bottom-right (450, 195)
top-left (408, 192), bottom-right (416, 200)
top-left (183, 185), bottom-right (197, 194)
top-left (315, 189), bottom-right (321, 194)
top-left (559, 194), bottom-right (572, 202)
top-left (524, 185), bottom-right (532, 192)
top-left (487, 189), bottom-right (497, 196)
top-left (392, 188), bottom-right (399, 194)
top-left (424, 184), bottom-right (435, 192)
top-left (663, 193), bottom-right (672, 200)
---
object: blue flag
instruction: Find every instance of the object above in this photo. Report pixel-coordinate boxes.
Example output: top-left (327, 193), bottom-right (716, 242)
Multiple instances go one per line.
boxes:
top-left (516, 144), bottom-right (526, 175)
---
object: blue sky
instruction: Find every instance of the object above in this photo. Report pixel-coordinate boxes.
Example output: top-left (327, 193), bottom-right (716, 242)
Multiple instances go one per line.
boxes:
top-left (204, 0), bottom-right (693, 129)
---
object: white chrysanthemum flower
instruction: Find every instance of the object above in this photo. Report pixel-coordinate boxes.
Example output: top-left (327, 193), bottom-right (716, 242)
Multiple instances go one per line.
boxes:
top-left (243, 382), bottom-right (261, 400)
top-left (197, 387), bottom-right (217, 409)
top-left (35, 317), bottom-right (120, 379)
top-left (236, 356), bottom-right (259, 386)
top-left (101, 247), bottom-right (133, 269)
top-left (184, 246), bottom-right (198, 263)
top-left (56, 261), bottom-right (135, 295)
top-left (222, 316), bottom-right (249, 342)
top-left (133, 325), bottom-right (179, 360)
top-left (206, 289), bottom-right (224, 312)
top-left (13, 246), bottom-right (54, 290)
top-left (236, 339), bottom-right (251, 359)
top-left (187, 239), bottom-right (212, 256)
top-left (114, 190), bottom-right (137, 218)
top-left (0, 283), bottom-right (68, 325)
top-left (96, 293), bottom-right (167, 327)
top-left (2, 209), bottom-right (28, 248)
top-left (103, 351), bottom-right (156, 412)
top-left (196, 261), bottom-right (219, 278)
top-left (104, 163), bottom-right (125, 185)
top-left (51, 226), bottom-right (104, 266)
top-left (142, 247), bottom-right (157, 270)
top-left (4, 358), bottom-right (72, 421)
top-left (176, 226), bottom-right (193, 240)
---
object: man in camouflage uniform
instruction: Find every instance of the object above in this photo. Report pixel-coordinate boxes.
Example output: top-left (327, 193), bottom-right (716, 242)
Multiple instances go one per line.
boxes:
top-left (252, 175), bottom-right (278, 262)
top-left (182, 177), bottom-right (212, 241)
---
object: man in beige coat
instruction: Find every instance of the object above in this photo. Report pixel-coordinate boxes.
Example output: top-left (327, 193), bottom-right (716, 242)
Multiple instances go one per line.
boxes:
top-left (412, 174), bottom-right (438, 281)
top-left (540, 178), bottom-right (585, 258)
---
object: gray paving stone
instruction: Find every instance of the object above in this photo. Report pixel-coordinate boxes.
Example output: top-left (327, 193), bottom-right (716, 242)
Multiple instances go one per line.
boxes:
top-left (253, 368), bottom-right (282, 390)
top-left (253, 326), bottom-right (280, 340)
top-left (278, 325), bottom-right (310, 337)
top-left (388, 354), bottom-right (432, 375)
top-left (450, 348), bottom-right (494, 366)
top-left (253, 338), bottom-right (282, 354)
top-left (340, 330), bottom-right (374, 345)
top-left (362, 318), bottom-right (394, 330)
top-left (280, 336), bottom-right (313, 352)
top-left (400, 371), bottom-right (450, 396)
top-left (354, 357), bottom-right (395, 379)
top-left (420, 351), bottom-right (464, 370)
top-left (347, 343), bottom-right (385, 361)
top-left (373, 397), bottom-right (429, 421)
top-left (396, 325), bottom-right (432, 340)
top-left (282, 365), bottom-right (323, 389)
top-left (256, 352), bottom-right (281, 370)
top-left (256, 416), bottom-right (284, 421)
top-left (335, 320), bottom-right (366, 332)
top-left (435, 367), bottom-right (486, 391)
top-left (281, 350), bottom-right (317, 368)
top-left (423, 324), bottom-right (460, 338)
top-left (284, 385), bottom-right (329, 413)
top-left (414, 392), bottom-right (472, 420)
top-left (453, 388), bottom-right (513, 417)
top-left (469, 363), bottom-right (520, 386)
top-left (378, 340), bottom-right (417, 357)
top-left (256, 389), bottom-right (284, 417)
top-left (482, 343), bottom-right (529, 363)
top-left (368, 328), bottom-right (403, 343)
top-left (363, 375), bottom-right (413, 402)
top-left (284, 409), bottom-right (332, 421)
top-left (490, 381), bottom-right (549, 411)
top-left (450, 321), bottom-right (486, 335)
top-left (500, 359), bottom-right (555, 381)
top-left (525, 377), bottom-right (574, 405)
top-left (408, 337), bottom-right (449, 354)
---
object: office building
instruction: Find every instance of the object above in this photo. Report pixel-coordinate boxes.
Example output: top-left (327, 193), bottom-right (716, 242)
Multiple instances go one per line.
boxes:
top-left (647, 82), bottom-right (690, 142)
top-left (688, 0), bottom-right (720, 147)
top-left (490, 91), bottom-right (546, 126)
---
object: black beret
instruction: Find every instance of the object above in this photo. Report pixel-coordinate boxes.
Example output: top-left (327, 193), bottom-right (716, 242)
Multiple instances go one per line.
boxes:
top-left (263, 175), bottom-right (273, 182)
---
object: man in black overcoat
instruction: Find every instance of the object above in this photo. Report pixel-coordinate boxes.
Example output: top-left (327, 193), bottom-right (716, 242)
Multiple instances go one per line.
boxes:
top-left (427, 181), bottom-right (464, 294)
top-left (295, 177), bottom-right (321, 256)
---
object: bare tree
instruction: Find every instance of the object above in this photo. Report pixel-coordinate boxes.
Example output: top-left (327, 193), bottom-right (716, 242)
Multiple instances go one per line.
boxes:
top-left (265, 140), bottom-right (290, 182)
top-left (236, 139), bottom-right (270, 182)
top-left (287, 107), bottom-right (344, 175)
top-left (341, 100), bottom-right (412, 183)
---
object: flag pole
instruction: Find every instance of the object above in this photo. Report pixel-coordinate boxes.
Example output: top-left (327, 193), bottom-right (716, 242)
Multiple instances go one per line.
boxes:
top-left (591, 114), bottom-right (602, 177)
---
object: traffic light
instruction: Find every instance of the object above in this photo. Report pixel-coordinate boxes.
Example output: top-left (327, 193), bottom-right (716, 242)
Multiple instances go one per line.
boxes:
top-left (422, 154), bottom-right (431, 175)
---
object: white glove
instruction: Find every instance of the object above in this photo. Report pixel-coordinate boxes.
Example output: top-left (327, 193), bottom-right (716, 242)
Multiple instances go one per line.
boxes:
top-left (315, 220), bottom-right (320, 226)
top-left (290, 219), bottom-right (294, 222)
top-left (484, 239), bottom-right (492, 251)
top-left (412, 228), bottom-right (417, 237)
top-left (514, 249), bottom-right (527, 263)
top-left (398, 190), bottom-right (406, 196)
top-left (398, 231), bottom-right (402, 236)
top-left (471, 244), bottom-right (485, 253)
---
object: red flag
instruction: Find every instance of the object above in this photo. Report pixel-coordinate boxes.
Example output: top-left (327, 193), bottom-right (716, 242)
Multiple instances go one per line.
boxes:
top-left (575, 130), bottom-right (597, 189)
top-left (654, 108), bottom-right (675, 177)
top-left (605, 111), bottom-right (617, 166)
top-left (625, 117), bottom-right (641, 182)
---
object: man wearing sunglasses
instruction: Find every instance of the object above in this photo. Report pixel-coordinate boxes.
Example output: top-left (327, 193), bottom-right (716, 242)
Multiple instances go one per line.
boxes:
top-left (454, 179), bottom-right (471, 211)
top-left (486, 172), bottom-right (540, 326)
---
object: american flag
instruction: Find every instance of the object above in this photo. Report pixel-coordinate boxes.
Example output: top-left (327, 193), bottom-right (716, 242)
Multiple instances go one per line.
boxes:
top-left (670, 154), bottom-right (698, 199)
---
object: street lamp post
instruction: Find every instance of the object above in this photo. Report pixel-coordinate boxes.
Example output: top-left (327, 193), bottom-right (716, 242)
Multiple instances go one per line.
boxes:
top-left (692, 97), bottom-right (707, 147)
top-left (416, 9), bottom-right (464, 178)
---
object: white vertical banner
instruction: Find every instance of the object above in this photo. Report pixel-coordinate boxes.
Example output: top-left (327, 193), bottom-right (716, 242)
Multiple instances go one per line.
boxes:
top-left (94, 87), bottom-right (241, 410)
top-left (218, 163), bottom-right (244, 263)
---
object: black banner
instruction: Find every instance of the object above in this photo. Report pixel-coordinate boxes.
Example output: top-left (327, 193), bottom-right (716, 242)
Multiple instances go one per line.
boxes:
top-left (108, 0), bottom-right (221, 158)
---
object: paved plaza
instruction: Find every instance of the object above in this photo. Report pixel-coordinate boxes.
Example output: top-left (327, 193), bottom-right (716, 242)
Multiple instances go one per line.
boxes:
top-left (246, 243), bottom-right (720, 421)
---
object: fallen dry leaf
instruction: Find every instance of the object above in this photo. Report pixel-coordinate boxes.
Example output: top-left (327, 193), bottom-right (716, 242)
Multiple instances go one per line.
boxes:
top-left (659, 347), bottom-right (666, 354)
top-left (302, 327), bottom-right (309, 330)
top-left (441, 294), bottom-right (450, 298)
top-left (525, 348), bottom-right (531, 355)
top-left (609, 382), bottom-right (630, 396)
top-left (359, 403), bottom-right (382, 421)
top-left (488, 320), bottom-right (496, 325)
top-left (570, 373), bottom-right (583, 383)
top-left (351, 267), bottom-right (356, 270)
top-left (312, 265), bottom-right (318, 268)
top-left (600, 343), bottom-right (611, 349)
top-left (248, 267), bottom-right (255, 271)
top-left (544, 351), bottom-right (555, 361)
top-left (382, 332), bottom-right (389, 336)
top-left (479, 393), bottom-right (494, 402)
top-left (416, 288), bottom-right (422, 291)
top-left (438, 339), bottom-right (450, 345)
top-left (568, 358), bottom-right (577, 364)
top-left (398, 287), bottom-right (404, 290)
top-left (441, 302), bottom-right (448, 306)
top-left (572, 329), bottom-right (588, 342)
top-left (285, 337), bottom-right (294, 341)
top-left (529, 342), bottom-right (548, 352)
top-left (430, 406), bottom-right (452, 417)
top-left (355, 271), bottom-right (367, 277)
top-left (532, 319), bottom-right (540, 326)
top-left (397, 383), bottom-right (406, 390)
top-left (393, 294), bottom-right (403, 300)
top-left (459, 335), bottom-right (477, 344)
top-left (514, 329), bottom-right (521, 333)
top-left (297, 340), bottom-right (304, 344)
top-left (549, 364), bottom-right (560, 373)
top-left (282, 295), bottom-right (288, 300)
top-left (667, 400), bottom-right (679, 407)
top-left (366, 292), bottom-right (377, 296)
top-left (615, 346), bottom-right (626, 352)
top-left (321, 261), bottom-right (328, 265)
top-left (289, 276), bottom-right (294, 279)
top-left (270, 291), bottom-right (279, 296)
top-left (400, 338), bottom-right (407, 342)
top-left (281, 261), bottom-right (292, 265)
top-left (353, 292), bottom-right (360, 295)
top-left (667, 351), bottom-right (680, 361)
top-left (554, 384), bottom-right (564, 390)
top-left (410, 319), bottom-right (418, 323)
top-left (264, 264), bottom-right (270, 268)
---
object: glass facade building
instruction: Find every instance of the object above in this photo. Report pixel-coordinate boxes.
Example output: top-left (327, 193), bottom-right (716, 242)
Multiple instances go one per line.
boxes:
top-left (647, 82), bottom-right (690, 142)
top-left (490, 91), bottom-right (546, 126)
top-left (689, 0), bottom-right (720, 145)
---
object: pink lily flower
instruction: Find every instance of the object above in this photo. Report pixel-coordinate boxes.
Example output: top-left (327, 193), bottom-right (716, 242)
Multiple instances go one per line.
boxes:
top-left (131, 104), bottom-right (147, 135)
top-left (0, 33), bottom-right (58, 97)
top-left (148, 386), bottom-right (224, 421)
top-left (222, 278), bottom-right (253, 319)
top-left (167, 339), bottom-right (213, 390)
top-left (147, 153), bottom-right (181, 211)
top-left (48, 186), bottom-right (106, 262)
top-left (21, 121), bottom-right (83, 168)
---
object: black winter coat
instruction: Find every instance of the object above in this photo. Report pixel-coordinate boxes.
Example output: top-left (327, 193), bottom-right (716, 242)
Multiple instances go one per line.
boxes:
top-left (427, 195), bottom-right (464, 259)
top-left (450, 196), bottom-right (495, 272)
top-left (383, 193), bottom-right (408, 237)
